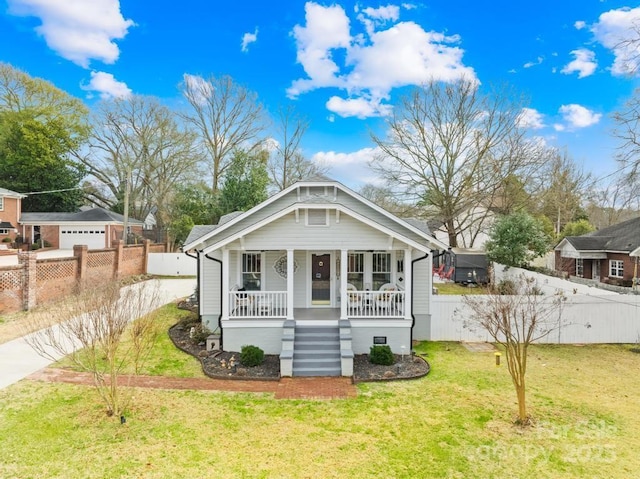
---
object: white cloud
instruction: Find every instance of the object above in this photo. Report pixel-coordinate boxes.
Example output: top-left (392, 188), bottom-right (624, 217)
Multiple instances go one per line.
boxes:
top-left (241, 28), bottom-right (258, 53)
top-left (561, 48), bottom-right (597, 78)
top-left (311, 147), bottom-right (380, 187)
top-left (523, 56), bottom-right (543, 68)
top-left (591, 6), bottom-right (640, 76)
top-left (8, 0), bottom-right (134, 68)
top-left (182, 73), bottom-right (213, 105)
top-left (574, 20), bottom-right (587, 30)
top-left (81, 71), bottom-right (131, 99)
top-left (289, 2), bottom-right (476, 119)
top-left (556, 104), bottom-right (601, 130)
top-left (326, 95), bottom-right (392, 118)
top-left (517, 108), bottom-right (545, 129)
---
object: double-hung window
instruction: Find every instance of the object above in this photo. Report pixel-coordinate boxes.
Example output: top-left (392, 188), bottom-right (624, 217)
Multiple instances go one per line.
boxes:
top-left (347, 253), bottom-right (364, 290)
top-left (372, 252), bottom-right (391, 290)
top-left (609, 260), bottom-right (624, 278)
top-left (242, 253), bottom-right (262, 290)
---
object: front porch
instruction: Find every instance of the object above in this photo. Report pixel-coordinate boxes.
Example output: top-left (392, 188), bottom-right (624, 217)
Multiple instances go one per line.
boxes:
top-left (227, 291), bottom-right (407, 320)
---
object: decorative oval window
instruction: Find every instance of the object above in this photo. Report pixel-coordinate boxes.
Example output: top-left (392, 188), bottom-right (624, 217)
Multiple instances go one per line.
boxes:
top-left (273, 254), bottom-right (299, 279)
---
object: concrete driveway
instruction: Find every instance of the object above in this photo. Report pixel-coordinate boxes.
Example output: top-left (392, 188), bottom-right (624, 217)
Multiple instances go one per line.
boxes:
top-left (0, 278), bottom-right (196, 390)
top-left (0, 249), bottom-right (74, 266)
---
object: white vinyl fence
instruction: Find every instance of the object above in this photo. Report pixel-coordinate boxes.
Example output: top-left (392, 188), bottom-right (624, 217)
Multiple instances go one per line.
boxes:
top-left (431, 294), bottom-right (640, 344)
top-left (147, 253), bottom-right (197, 276)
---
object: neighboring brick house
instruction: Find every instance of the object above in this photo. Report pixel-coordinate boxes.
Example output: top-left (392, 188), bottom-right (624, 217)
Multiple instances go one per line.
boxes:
top-left (555, 216), bottom-right (640, 286)
top-left (20, 207), bottom-right (144, 249)
top-left (0, 187), bottom-right (26, 242)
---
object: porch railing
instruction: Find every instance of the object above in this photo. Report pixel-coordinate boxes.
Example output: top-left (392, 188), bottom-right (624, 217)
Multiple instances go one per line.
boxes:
top-left (345, 291), bottom-right (405, 318)
top-left (229, 291), bottom-right (288, 318)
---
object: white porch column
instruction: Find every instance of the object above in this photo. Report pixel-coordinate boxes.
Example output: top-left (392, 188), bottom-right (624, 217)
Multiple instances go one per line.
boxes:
top-left (340, 249), bottom-right (348, 319)
top-left (404, 247), bottom-right (413, 320)
top-left (221, 248), bottom-right (230, 320)
top-left (286, 249), bottom-right (294, 320)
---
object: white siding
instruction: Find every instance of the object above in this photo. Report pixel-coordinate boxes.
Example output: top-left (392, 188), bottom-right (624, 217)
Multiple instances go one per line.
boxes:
top-left (202, 251), bottom-right (221, 316)
top-left (232, 212), bottom-right (407, 251)
top-left (412, 250), bottom-right (431, 315)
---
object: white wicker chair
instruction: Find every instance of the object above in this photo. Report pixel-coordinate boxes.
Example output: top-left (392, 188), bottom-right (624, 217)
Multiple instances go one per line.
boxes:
top-left (346, 283), bottom-right (363, 314)
top-left (374, 283), bottom-right (398, 314)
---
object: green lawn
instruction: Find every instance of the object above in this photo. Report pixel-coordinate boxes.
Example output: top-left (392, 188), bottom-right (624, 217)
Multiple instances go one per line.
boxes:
top-left (1, 320), bottom-right (639, 477)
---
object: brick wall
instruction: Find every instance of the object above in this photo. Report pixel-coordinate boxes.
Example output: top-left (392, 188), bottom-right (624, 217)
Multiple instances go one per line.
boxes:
top-left (0, 240), bottom-right (166, 313)
top-left (0, 196), bottom-right (20, 241)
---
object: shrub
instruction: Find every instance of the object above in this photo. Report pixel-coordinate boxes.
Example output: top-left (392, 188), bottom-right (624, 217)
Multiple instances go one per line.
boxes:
top-left (240, 345), bottom-right (264, 367)
top-left (1, 237), bottom-right (12, 243)
top-left (190, 324), bottom-right (211, 343)
top-left (493, 279), bottom-right (516, 295)
top-left (369, 345), bottom-right (395, 365)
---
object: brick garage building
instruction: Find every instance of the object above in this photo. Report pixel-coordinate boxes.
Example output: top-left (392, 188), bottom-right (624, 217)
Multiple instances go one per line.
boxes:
top-left (20, 207), bottom-right (143, 250)
top-left (555, 216), bottom-right (640, 287)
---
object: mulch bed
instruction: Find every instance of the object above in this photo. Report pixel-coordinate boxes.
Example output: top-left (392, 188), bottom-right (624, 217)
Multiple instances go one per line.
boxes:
top-left (169, 322), bottom-right (430, 382)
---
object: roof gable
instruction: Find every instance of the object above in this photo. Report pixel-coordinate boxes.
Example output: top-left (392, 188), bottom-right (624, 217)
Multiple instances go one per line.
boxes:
top-left (183, 177), bottom-right (448, 252)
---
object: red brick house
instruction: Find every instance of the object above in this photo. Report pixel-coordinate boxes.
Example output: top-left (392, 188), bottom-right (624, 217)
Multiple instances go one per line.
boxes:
top-left (555, 216), bottom-right (640, 286)
top-left (20, 207), bottom-right (144, 249)
top-left (0, 187), bottom-right (25, 242)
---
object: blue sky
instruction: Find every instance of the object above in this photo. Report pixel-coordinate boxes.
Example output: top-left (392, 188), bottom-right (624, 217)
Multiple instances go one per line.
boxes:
top-left (1, 0), bottom-right (640, 189)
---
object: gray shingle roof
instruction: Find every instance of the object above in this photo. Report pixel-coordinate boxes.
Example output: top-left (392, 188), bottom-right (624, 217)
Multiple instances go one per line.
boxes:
top-left (183, 225), bottom-right (218, 247)
top-left (0, 187), bottom-right (26, 198)
top-left (402, 218), bottom-right (433, 235)
top-left (20, 207), bottom-right (143, 224)
top-left (564, 216), bottom-right (640, 253)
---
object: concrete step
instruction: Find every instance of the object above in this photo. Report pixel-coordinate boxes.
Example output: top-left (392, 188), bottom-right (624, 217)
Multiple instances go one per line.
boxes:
top-left (292, 325), bottom-right (342, 377)
top-left (294, 350), bottom-right (341, 360)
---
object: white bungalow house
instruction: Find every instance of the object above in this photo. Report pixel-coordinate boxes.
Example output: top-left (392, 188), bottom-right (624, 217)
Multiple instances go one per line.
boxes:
top-left (182, 176), bottom-right (448, 377)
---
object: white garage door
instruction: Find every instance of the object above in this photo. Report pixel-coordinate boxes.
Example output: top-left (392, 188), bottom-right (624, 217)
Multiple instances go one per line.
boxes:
top-left (59, 226), bottom-right (106, 249)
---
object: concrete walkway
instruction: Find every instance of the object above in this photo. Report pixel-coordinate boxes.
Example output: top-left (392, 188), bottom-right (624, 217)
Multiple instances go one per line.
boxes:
top-left (0, 278), bottom-right (195, 390)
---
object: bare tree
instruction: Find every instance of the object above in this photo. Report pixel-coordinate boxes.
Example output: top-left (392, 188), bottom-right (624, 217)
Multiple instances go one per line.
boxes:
top-left (180, 74), bottom-right (266, 193)
top-left (24, 280), bottom-right (161, 417)
top-left (77, 95), bottom-right (200, 237)
top-left (462, 275), bottom-right (566, 424)
top-left (536, 150), bottom-right (591, 235)
top-left (584, 162), bottom-right (640, 230)
top-left (370, 79), bottom-right (544, 247)
top-left (267, 104), bottom-right (327, 191)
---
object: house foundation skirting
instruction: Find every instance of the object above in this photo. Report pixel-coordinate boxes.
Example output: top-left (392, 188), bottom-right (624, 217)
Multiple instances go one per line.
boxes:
top-left (219, 319), bottom-right (412, 356)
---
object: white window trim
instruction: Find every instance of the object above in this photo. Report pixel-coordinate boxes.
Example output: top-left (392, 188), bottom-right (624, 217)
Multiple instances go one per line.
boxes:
top-left (0, 197), bottom-right (4, 211)
top-left (239, 251), bottom-right (265, 291)
top-left (609, 260), bottom-right (624, 278)
top-left (576, 258), bottom-right (584, 277)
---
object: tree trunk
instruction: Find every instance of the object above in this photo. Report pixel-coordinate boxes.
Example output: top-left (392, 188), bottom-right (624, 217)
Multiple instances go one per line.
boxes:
top-left (515, 381), bottom-right (527, 423)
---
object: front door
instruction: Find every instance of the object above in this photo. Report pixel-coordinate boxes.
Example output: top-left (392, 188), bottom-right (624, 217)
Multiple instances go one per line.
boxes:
top-left (593, 260), bottom-right (600, 281)
top-left (311, 253), bottom-right (331, 306)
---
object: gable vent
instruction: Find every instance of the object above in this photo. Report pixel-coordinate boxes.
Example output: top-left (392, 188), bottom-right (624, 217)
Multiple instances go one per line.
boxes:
top-left (307, 209), bottom-right (328, 226)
